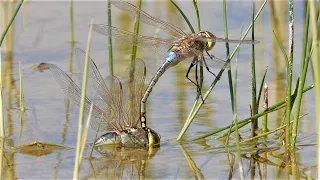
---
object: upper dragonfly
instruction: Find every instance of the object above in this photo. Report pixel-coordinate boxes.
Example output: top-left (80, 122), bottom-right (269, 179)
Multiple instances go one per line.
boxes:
top-left (92, 0), bottom-right (259, 129)
top-left (47, 48), bottom-right (160, 148)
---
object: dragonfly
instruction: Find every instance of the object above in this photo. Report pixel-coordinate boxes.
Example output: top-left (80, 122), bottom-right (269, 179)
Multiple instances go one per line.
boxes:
top-left (47, 48), bottom-right (160, 148)
top-left (92, 0), bottom-right (259, 129)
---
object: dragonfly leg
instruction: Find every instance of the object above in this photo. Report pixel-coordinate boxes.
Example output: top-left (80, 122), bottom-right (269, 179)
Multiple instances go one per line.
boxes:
top-left (185, 57), bottom-right (205, 103)
top-left (204, 51), bottom-right (220, 80)
top-left (194, 62), bottom-right (205, 103)
top-left (186, 63), bottom-right (199, 88)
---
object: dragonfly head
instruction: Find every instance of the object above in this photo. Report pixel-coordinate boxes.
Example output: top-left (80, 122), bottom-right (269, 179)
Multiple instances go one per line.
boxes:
top-left (147, 128), bottom-right (161, 148)
top-left (199, 31), bottom-right (216, 51)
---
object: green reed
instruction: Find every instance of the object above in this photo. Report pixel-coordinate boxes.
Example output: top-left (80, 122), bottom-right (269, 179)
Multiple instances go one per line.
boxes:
top-left (178, 142), bottom-right (205, 179)
top-left (173, 0), bottom-right (204, 140)
top-left (0, 0), bottom-right (25, 138)
top-left (169, 0), bottom-right (195, 33)
top-left (190, 84), bottom-right (314, 141)
top-left (0, 137), bottom-right (3, 180)
top-left (309, 0), bottom-right (320, 177)
top-left (285, 2), bottom-right (294, 173)
top-left (220, 1), bottom-right (245, 179)
top-left (261, 83), bottom-right (268, 134)
top-left (192, 0), bottom-right (205, 112)
top-left (0, 61), bottom-right (2, 138)
top-left (250, 3), bottom-right (258, 136)
top-left (79, 104), bottom-right (93, 161)
top-left (291, 1), bottom-right (314, 169)
top-left (169, 0), bottom-right (195, 140)
top-left (257, 68), bottom-right (268, 134)
top-left (271, 3), bottom-right (298, 175)
top-left (18, 62), bottom-right (25, 112)
top-left (73, 19), bottom-right (94, 180)
top-left (0, 0), bottom-right (24, 46)
top-left (69, 0), bottom-right (75, 44)
top-left (130, 0), bottom-right (142, 61)
top-left (107, 0), bottom-right (114, 76)
top-left (0, 11), bottom-right (3, 138)
top-left (180, 0), bottom-right (267, 141)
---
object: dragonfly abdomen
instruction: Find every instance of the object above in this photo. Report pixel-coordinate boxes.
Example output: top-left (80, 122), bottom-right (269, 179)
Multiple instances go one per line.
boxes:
top-left (94, 132), bottom-right (122, 146)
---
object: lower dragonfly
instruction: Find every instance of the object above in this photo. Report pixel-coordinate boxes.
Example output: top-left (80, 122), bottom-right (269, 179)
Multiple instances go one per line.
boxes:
top-left (47, 48), bottom-right (160, 148)
top-left (92, 0), bottom-right (259, 130)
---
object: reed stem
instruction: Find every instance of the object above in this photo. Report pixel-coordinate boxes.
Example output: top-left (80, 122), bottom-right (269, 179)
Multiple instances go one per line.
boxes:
top-left (73, 19), bottom-right (94, 180)
top-left (191, 84), bottom-right (314, 141)
top-left (262, 83), bottom-right (268, 134)
top-left (19, 61), bottom-right (25, 112)
top-left (251, 3), bottom-right (258, 136)
top-left (107, 0), bottom-right (114, 76)
top-left (309, 0), bottom-right (320, 177)
top-left (285, 2), bottom-right (294, 176)
top-left (0, 0), bottom-right (24, 46)
top-left (183, 1), bottom-right (267, 140)
top-left (130, 0), bottom-right (142, 61)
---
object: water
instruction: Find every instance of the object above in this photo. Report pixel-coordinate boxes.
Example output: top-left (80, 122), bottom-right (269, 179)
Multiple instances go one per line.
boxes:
top-left (0, 1), bottom-right (316, 179)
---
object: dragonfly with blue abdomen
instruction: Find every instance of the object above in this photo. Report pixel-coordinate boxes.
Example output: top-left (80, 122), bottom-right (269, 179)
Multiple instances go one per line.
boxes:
top-left (92, 0), bottom-right (259, 129)
top-left (47, 48), bottom-right (160, 148)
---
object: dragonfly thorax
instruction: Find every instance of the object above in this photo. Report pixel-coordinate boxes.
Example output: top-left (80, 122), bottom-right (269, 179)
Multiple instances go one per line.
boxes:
top-left (168, 33), bottom-right (210, 65)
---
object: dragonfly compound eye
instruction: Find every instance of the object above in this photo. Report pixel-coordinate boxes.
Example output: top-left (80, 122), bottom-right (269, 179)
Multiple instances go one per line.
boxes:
top-left (203, 31), bottom-right (216, 51)
top-left (147, 128), bottom-right (161, 148)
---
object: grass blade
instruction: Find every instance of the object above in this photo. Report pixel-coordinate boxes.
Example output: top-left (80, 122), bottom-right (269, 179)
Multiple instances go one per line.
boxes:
top-left (0, 0), bottom-right (24, 46)
top-left (308, 0), bottom-right (320, 177)
top-left (107, 0), bottom-right (114, 76)
top-left (73, 18), bottom-right (94, 180)
top-left (180, 0), bottom-right (267, 141)
top-left (169, 0), bottom-right (195, 33)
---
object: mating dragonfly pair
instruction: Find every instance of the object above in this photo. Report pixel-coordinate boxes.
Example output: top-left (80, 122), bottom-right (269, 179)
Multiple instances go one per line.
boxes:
top-left (49, 0), bottom-right (258, 148)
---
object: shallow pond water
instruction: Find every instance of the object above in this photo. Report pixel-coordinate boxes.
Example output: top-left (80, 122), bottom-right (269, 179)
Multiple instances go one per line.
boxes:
top-left (0, 1), bottom-right (317, 179)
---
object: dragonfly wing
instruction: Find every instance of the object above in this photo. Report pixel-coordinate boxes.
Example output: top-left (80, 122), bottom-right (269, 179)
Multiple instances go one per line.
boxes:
top-left (118, 58), bottom-right (147, 129)
top-left (75, 48), bottom-right (115, 108)
top-left (75, 48), bottom-right (130, 132)
top-left (201, 55), bottom-right (228, 69)
top-left (91, 76), bottom-right (125, 132)
top-left (87, 58), bottom-right (147, 131)
top-left (47, 63), bottom-right (121, 132)
top-left (198, 36), bottom-right (259, 44)
top-left (181, 54), bottom-right (227, 69)
top-left (92, 25), bottom-right (174, 55)
top-left (110, 0), bottom-right (185, 37)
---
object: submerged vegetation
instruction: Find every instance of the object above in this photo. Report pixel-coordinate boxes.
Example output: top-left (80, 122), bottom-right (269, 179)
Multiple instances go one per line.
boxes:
top-left (0, 0), bottom-right (319, 179)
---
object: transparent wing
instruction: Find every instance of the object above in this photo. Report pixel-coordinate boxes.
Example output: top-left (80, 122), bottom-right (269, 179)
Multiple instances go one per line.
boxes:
top-left (92, 25), bottom-right (174, 55)
top-left (110, 0), bottom-right (185, 37)
top-left (75, 48), bottom-right (111, 104)
top-left (198, 36), bottom-right (260, 44)
top-left (47, 63), bottom-right (122, 132)
top-left (91, 76), bottom-right (125, 132)
top-left (181, 55), bottom-right (227, 70)
top-left (118, 58), bottom-right (146, 128)
top-left (94, 58), bottom-right (147, 130)
top-left (75, 48), bottom-right (130, 132)
top-left (201, 55), bottom-right (228, 69)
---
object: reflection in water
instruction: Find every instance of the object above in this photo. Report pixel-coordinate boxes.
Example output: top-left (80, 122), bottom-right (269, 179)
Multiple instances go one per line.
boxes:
top-left (85, 146), bottom-right (159, 179)
top-left (1, 1), bottom-right (18, 179)
top-left (54, 9), bottom-right (77, 177)
top-left (0, 1), bottom-right (317, 179)
top-left (10, 141), bottom-right (67, 157)
top-left (178, 143), bottom-right (204, 179)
